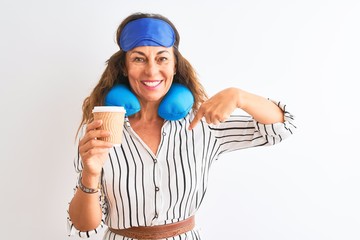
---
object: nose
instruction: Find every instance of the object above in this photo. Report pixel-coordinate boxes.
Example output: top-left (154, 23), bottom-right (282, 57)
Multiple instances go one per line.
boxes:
top-left (144, 60), bottom-right (159, 76)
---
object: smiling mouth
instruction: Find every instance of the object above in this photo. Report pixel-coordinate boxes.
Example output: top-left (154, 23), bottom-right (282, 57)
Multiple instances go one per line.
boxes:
top-left (141, 80), bottom-right (162, 87)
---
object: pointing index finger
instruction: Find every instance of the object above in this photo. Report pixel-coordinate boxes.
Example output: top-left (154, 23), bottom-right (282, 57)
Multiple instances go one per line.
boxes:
top-left (188, 109), bottom-right (204, 130)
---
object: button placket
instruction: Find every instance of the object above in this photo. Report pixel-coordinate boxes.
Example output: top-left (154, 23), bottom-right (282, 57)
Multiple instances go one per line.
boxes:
top-left (152, 127), bottom-right (167, 223)
top-left (153, 156), bottom-right (164, 223)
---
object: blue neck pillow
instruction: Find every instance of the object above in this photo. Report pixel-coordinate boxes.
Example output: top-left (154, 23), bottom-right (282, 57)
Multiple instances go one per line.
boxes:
top-left (104, 83), bottom-right (194, 121)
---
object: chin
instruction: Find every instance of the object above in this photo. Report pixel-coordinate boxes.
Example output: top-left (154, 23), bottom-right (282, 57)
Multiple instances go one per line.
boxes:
top-left (140, 93), bottom-right (165, 103)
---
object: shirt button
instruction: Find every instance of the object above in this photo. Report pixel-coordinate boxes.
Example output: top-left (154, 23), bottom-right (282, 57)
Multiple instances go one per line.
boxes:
top-left (154, 213), bottom-right (158, 218)
top-left (155, 187), bottom-right (159, 191)
top-left (162, 132), bottom-right (166, 136)
top-left (154, 159), bottom-right (157, 163)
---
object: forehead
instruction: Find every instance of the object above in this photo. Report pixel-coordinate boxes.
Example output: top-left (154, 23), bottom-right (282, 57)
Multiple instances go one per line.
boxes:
top-left (127, 46), bottom-right (174, 56)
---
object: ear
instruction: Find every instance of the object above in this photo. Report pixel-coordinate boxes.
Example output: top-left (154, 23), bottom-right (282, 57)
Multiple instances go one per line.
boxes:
top-left (123, 66), bottom-right (128, 77)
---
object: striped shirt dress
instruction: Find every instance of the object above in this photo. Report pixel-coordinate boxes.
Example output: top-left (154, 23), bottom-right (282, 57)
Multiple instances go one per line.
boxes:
top-left (67, 100), bottom-right (296, 239)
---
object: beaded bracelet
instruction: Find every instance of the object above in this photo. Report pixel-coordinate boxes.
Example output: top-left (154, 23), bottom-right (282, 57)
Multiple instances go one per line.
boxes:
top-left (78, 177), bottom-right (100, 194)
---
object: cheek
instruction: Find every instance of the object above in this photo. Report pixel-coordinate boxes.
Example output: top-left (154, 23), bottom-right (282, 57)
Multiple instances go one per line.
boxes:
top-left (127, 68), bottom-right (144, 87)
top-left (127, 65), bottom-right (141, 77)
top-left (128, 77), bottom-right (141, 91)
top-left (164, 65), bottom-right (176, 77)
top-left (127, 70), bottom-right (141, 89)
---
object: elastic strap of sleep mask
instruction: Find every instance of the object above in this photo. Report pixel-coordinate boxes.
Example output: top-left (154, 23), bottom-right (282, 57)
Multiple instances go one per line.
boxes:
top-left (119, 18), bottom-right (176, 51)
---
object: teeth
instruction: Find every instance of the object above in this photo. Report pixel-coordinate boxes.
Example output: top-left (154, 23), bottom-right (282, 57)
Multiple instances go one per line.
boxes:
top-left (143, 81), bottom-right (160, 87)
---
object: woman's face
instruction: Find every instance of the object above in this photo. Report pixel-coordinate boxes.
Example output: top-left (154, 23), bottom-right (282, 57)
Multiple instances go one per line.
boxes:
top-left (125, 46), bottom-right (176, 105)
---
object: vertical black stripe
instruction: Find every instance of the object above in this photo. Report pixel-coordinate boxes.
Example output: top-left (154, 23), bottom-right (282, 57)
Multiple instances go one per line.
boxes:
top-left (208, 132), bottom-right (218, 165)
top-left (172, 121), bottom-right (180, 219)
top-left (114, 148), bottom-right (126, 228)
top-left (198, 121), bottom-right (211, 207)
top-left (120, 145), bottom-right (133, 227)
top-left (196, 120), bottom-right (206, 207)
top-left (108, 154), bottom-right (120, 228)
top-left (178, 121), bottom-right (187, 217)
top-left (127, 132), bottom-right (147, 225)
top-left (152, 151), bottom-right (157, 219)
top-left (101, 169), bottom-right (110, 226)
top-left (188, 119), bottom-right (198, 214)
top-left (166, 122), bottom-right (174, 219)
top-left (183, 119), bottom-right (194, 217)
top-left (123, 134), bottom-right (140, 226)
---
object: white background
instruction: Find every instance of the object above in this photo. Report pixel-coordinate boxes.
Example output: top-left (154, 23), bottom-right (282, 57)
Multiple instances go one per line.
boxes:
top-left (1, 0), bottom-right (359, 239)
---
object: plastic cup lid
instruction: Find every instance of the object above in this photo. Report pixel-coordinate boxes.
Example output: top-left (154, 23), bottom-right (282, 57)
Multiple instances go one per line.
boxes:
top-left (92, 106), bottom-right (126, 113)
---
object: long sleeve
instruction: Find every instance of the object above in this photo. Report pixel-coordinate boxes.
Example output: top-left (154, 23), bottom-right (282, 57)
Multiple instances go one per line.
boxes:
top-left (66, 125), bottom-right (109, 238)
top-left (209, 99), bottom-right (296, 158)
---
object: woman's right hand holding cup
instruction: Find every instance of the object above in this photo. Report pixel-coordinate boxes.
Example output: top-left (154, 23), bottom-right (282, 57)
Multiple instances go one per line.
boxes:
top-left (78, 120), bottom-right (113, 185)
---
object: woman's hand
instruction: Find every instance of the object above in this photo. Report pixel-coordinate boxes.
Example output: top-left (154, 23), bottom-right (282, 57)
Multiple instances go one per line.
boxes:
top-left (189, 88), bottom-right (240, 130)
top-left (189, 87), bottom-right (284, 130)
top-left (78, 120), bottom-right (113, 184)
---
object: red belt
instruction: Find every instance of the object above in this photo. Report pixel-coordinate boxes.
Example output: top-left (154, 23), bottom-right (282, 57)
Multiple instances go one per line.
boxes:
top-left (108, 216), bottom-right (195, 239)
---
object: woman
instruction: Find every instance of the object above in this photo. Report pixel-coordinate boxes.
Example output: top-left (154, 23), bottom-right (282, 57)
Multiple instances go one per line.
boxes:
top-left (68, 12), bottom-right (296, 239)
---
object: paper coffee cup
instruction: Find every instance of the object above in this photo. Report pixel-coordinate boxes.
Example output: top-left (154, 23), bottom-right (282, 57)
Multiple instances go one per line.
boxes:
top-left (92, 106), bottom-right (126, 146)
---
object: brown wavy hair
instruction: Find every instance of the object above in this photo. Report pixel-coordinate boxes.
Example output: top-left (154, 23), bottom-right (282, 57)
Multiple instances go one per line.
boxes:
top-left (77, 12), bottom-right (208, 136)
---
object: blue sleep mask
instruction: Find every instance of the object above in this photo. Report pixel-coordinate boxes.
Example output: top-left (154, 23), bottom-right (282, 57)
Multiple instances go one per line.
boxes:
top-left (119, 18), bottom-right (176, 51)
top-left (105, 83), bottom-right (194, 121)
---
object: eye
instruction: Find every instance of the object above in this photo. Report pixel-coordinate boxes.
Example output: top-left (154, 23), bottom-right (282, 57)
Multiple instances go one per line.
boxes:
top-left (133, 57), bottom-right (146, 63)
top-left (157, 57), bottom-right (169, 63)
